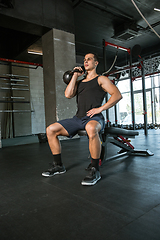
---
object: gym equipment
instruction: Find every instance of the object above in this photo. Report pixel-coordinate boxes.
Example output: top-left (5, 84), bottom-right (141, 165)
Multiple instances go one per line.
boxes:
top-left (0, 78), bottom-right (25, 82)
top-left (0, 110), bottom-right (34, 113)
top-left (0, 100), bottom-right (30, 103)
top-left (0, 58), bottom-right (43, 69)
top-left (0, 73), bottom-right (30, 138)
top-left (63, 66), bottom-right (85, 84)
top-left (102, 40), bottom-right (149, 136)
top-left (132, 44), bottom-right (142, 57)
top-left (63, 70), bottom-right (72, 84)
top-left (37, 133), bottom-right (48, 143)
top-left (0, 87), bottom-right (29, 91)
top-left (78, 125), bottom-right (154, 166)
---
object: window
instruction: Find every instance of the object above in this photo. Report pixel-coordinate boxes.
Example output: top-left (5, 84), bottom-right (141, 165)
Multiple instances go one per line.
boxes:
top-left (117, 73), bottom-right (160, 126)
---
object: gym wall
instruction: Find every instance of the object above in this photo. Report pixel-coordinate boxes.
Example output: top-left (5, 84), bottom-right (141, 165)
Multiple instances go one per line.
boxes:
top-left (0, 61), bottom-right (45, 139)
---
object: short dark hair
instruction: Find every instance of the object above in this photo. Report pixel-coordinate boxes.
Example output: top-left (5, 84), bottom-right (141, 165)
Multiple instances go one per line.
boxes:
top-left (85, 52), bottom-right (99, 62)
top-left (92, 53), bottom-right (99, 62)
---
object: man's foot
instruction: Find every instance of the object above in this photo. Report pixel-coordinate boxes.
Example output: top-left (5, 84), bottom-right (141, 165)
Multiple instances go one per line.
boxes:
top-left (85, 160), bottom-right (102, 171)
top-left (85, 162), bottom-right (92, 171)
top-left (42, 164), bottom-right (66, 177)
top-left (81, 167), bottom-right (101, 186)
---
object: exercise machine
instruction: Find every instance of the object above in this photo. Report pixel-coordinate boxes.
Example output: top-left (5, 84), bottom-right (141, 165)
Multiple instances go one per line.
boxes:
top-left (78, 126), bottom-right (154, 166)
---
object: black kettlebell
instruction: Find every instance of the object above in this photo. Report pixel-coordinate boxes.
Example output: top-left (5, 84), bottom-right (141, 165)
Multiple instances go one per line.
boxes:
top-left (63, 66), bottom-right (85, 84)
top-left (63, 70), bottom-right (73, 84)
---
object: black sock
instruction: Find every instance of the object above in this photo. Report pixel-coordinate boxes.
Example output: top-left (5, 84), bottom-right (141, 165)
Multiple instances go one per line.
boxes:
top-left (53, 153), bottom-right (62, 166)
top-left (91, 158), bottom-right (99, 171)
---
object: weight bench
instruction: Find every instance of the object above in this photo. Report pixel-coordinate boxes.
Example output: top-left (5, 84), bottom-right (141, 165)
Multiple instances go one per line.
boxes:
top-left (78, 126), bottom-right (154, 166)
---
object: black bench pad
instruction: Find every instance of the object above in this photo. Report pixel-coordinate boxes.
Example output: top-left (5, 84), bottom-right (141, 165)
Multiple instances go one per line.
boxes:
top-left (105, 127), bottom-right (139, 137)
top-left (78, 127), bottom-right (139, 137)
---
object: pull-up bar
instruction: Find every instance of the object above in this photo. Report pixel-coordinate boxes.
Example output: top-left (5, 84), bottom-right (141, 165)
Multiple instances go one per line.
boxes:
top-left (105, 41), bottom-right (130, 54)
top-left (0, 58), bottom-right (43, 68)
top-left (103, 39), bottom-right (134, 130)
top-left (103, 39), bottom-right (148, 135)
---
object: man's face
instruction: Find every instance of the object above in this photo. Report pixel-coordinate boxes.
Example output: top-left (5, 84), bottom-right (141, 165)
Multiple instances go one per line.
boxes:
top-left (83, 53), bottom-right (98, 71)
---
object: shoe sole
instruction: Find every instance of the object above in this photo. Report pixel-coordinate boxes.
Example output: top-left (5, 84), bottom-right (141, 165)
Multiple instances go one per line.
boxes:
top-left (42, 170), bottom-right (66, 177)
top-left (81, 176), bottom-right (101, 186)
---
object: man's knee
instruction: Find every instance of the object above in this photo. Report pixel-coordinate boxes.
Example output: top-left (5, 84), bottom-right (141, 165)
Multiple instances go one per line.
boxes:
top-left (46, 123), bottom-right (59, 137)
top-left (46, 122), bottom-right (69, 138)
top-left (85, 122), bottom-right (100, 139)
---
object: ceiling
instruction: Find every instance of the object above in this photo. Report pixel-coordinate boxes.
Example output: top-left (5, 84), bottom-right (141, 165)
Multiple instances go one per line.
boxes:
top-left (73, 0), bottom-right (160, 71)
top-left (0, 0), bottom-right (160, 73)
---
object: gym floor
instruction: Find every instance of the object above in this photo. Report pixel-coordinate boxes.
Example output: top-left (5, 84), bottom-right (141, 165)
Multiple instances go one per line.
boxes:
top-left (0, 129), bottom-right (160, 240)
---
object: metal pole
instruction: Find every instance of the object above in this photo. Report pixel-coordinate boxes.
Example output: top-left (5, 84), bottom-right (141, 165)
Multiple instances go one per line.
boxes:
top-left (103, 39), bottom-right (109, 125)
top-left (141, 61), bottom-right (148, 135)
top-left (0, 110), bottom-right (34, 113)
top-left (0, 100), bottom-right (30, 103)
top-left (0, 87), bottom-right (29, 91)
top-left (114, 105), bottom-right (118, 126)
top-left (0, 57), bottom-right (43, 67)
top-left (105, 41), bottom-right (130, 53)
top-left (9, 63), bottom-right (15, 138)
top-left (151, 76), bottom-right (154, 124)
top-left (129, 49), bottom-right (135, 130)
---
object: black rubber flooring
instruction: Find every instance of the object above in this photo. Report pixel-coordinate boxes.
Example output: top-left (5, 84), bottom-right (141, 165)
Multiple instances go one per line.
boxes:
top-left (0, 129), bottom-right (160, 240)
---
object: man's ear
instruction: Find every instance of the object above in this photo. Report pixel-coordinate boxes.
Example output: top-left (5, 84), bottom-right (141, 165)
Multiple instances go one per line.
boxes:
top-left (95, 61), bottom-right (98, 67)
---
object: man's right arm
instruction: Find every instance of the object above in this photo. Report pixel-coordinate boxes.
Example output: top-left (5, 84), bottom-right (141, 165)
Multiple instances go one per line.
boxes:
top-left (65, 73), bottom-right (79, 99)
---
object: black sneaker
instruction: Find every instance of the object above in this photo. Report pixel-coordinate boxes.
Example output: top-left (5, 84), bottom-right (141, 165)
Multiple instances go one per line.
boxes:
top-left (85, 162), bottom-right (92, 171)
top-left (85, 160), bottom-right (102, 171)
top-left (81, 167), bottom-right (101, 186)
top-left (42, 164), bottom-right (66, 177)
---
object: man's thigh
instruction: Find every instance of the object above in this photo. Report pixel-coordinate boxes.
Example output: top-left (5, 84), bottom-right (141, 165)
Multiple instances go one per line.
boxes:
top-left (47, 122), bottom-right (69, 137)
top-left (85, 120), bottom-right (102, 134)
top-left (57, 116), bottom-right (83, 138)
top-left (84, 114), bottom-right (105, 133)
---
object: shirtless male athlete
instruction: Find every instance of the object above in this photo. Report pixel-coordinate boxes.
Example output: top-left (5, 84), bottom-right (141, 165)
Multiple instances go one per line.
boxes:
top-left (42, 53), bottom-right (122, 185)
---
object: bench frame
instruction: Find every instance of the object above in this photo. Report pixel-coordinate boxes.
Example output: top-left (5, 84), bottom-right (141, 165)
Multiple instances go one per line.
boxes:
top-left (78, 126), bottom-right (154, 166)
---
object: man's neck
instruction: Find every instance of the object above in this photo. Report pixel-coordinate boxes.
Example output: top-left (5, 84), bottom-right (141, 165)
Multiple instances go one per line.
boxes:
top-left (86, 69), bottom-right (98, 80)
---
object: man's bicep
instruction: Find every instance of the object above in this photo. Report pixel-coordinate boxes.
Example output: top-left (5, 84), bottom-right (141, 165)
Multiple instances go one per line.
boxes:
top-left (100, 77), bottom-right (118, 95)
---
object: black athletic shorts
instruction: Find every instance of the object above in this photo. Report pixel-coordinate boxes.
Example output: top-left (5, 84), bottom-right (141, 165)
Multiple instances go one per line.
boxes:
top-left (57, 114), bottom-right (105, 138)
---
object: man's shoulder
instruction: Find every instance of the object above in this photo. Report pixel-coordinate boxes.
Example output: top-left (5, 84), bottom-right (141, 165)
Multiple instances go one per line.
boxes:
top-left (98, 75), bottom-right (108, 79)
top-left (98, 75), bottom-right (110, 84)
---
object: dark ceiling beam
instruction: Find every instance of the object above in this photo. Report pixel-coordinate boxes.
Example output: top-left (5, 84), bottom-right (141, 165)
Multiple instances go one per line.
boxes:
top-left (76, 40), bottom-right (103, 50)
top-left (0, 0), bottom-right (14, 8)
top-left (146, 21), bottom-right (160, 30)
top-left (0, 14), bottom-right (50, 36)
top-left (73, 0), bottom-right (84, 9)
top-left (82, 0), bottom-right (134, 21)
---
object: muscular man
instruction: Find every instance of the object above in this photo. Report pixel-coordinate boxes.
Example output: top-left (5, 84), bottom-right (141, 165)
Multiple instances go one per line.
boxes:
top-left (42, 53), bottom-right (122, 185)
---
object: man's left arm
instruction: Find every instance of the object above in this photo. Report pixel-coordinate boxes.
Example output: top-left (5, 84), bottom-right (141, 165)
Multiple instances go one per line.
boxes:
top-left (87, 76), bottom-right (122, 118)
